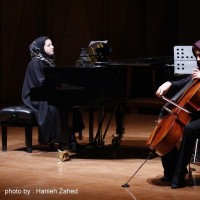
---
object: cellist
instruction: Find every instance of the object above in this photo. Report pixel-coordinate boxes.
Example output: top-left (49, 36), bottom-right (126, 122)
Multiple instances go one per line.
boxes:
top-left (156, 40), bottom-right (200, 189)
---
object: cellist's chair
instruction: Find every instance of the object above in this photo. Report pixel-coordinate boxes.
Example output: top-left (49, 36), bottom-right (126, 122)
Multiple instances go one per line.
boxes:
top-left (0, 105), bottom-right (37, 153)
top-left (191, 139), bottom-right (200, 163)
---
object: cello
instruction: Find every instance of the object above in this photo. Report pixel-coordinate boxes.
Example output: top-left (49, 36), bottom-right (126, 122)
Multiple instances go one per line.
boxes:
top-left (147, 78), bottom-right (200, 156)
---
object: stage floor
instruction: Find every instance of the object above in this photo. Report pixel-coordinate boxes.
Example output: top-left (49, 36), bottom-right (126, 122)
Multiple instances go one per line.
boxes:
top-left (0, 112), bottom-right (200, 200)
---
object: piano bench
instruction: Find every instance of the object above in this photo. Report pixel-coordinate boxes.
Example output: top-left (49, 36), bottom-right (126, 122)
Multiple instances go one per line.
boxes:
top-left (0, 105), bottom-right (37, 153)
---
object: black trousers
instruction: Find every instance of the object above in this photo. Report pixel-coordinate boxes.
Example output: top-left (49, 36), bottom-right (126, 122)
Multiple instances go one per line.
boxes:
top-left (161, 114), bottom-right (200, 181)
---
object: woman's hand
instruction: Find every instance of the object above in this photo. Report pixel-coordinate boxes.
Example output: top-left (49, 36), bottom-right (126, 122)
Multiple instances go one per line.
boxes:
top-left (192, 68), bottom-right (200, 80)
top-left (156, 81), bottom-right (172, 98)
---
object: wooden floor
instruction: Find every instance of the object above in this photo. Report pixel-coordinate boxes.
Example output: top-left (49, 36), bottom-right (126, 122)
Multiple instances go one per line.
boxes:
top-left (0, 112), bottom-right (200, 200)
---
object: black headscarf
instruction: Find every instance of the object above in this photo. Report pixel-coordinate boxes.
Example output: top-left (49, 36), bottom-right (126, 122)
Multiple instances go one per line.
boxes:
top-left (192, 40), bottom-right (200, 68)
top-left (29, 36), bottom-right (55, 67)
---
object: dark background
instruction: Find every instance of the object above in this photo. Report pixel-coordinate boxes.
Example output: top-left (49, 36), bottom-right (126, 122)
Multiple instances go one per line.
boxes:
top-left (0, 0), bottom-right (199, 106)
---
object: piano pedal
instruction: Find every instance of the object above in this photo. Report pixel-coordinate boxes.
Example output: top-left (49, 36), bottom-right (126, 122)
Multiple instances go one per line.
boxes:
top-left (70, 140), bottom-right (86, 152)
top-left (84, 141), bottom-right (98, 150)
top-left (85, 140), bottom-right (105, 149)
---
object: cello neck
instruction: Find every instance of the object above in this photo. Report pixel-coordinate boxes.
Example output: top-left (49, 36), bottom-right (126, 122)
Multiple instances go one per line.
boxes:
top-left (171, 78), bottom-right (194, 102)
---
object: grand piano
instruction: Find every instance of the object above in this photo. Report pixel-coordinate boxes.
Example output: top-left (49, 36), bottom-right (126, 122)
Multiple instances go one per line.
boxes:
top-left (30, 39), bottom-right (173, 150)
top-left (30, 56), bottom-right (173, 150)
top-left (30, 65), bottom-right (129, 148)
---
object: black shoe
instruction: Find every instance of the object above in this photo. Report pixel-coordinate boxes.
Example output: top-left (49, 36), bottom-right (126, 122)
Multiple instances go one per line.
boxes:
top-left (160, 176), bottom-right (172, 182)
top-left (171, 175), bottom-right (186, 189)
top-left (171, 182), bottom-right (185, 189)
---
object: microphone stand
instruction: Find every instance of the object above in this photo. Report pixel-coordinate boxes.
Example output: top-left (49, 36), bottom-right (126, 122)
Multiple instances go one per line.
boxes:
top-left (122, 151), bottom-right (155, 187)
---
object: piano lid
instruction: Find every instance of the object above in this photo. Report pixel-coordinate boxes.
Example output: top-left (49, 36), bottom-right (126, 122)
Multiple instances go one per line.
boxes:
top-left (95, 56), bottom-right (173, 67)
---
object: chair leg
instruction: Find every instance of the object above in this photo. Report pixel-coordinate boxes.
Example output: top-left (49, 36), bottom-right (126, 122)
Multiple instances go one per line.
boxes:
top-left (193, 139), bottom-right (199, 163)
top-left (25, 125), bottom-right (33, 153)
top-left (1, 125), bottom-right (7, 151)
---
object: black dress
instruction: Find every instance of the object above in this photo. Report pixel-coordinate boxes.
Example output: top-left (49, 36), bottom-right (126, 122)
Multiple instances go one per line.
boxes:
top-left (22, 58), bottom-right (62, 144)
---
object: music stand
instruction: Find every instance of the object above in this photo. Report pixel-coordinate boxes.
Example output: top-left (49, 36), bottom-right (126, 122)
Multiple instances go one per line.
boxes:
top-left (174, 46), bottom-right (197, 75)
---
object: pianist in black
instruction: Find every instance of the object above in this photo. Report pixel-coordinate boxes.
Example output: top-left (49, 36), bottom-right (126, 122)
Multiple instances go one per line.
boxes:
top-left (155, 39), bottom-right (200, 188)
top-left (22, 36), bottom-right (85, 149)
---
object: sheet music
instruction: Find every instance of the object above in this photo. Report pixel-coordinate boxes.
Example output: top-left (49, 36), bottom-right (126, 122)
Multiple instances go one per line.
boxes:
top-left (174, 46), bottom-right (197, 75)
top-left (89, 40), bottom-right (108, 46)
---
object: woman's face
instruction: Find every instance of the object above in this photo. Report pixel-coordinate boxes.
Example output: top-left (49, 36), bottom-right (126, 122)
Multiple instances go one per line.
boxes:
top-left (44, 39), bottom-right (54, 56)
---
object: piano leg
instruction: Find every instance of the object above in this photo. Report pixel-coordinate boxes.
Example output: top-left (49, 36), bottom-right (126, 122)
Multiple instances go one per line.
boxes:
top-left (93, 101), bottom-right (119, 147)
top-left (89, 106), bottom-right (94, 143)
top-left (102, 102), bottom-right (119, 141)
top-left (59, 109), bottom-right (73, 151)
